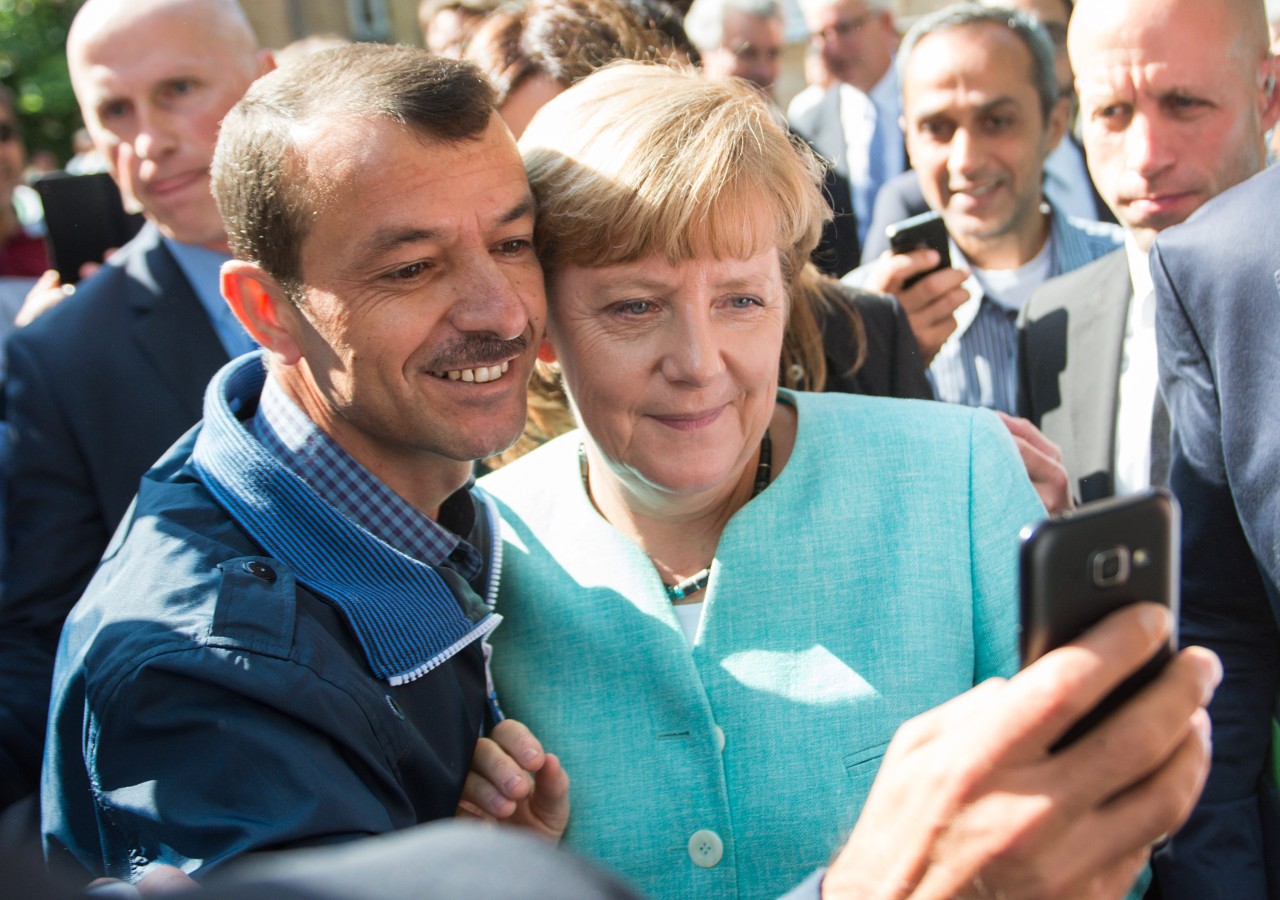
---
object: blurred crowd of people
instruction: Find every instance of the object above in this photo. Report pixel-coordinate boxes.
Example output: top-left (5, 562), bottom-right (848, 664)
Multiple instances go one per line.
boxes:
top-left (0, 0), bottom-right (1277, 897)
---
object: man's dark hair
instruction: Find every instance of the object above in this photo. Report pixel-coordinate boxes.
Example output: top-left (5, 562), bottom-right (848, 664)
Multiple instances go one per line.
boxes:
top-left (899, 3), bottom-right (1059, 123)
top-left (212, 43), bottom-right (495, 298)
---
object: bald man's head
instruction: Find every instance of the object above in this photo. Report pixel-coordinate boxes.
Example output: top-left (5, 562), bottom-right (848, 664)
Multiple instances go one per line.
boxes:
top-left (68, 0), bottom-right (271, 251)
top-left (1070, 0), bottom-right (1278, 249)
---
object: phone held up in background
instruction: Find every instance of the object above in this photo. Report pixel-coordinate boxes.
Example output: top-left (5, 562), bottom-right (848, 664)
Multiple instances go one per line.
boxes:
top-left (1019, 489), bottom-right (1180, 750)
top-left (886, 210), bottom-right (951, 289)
top-left (33, 172), bottom-right (145, 284)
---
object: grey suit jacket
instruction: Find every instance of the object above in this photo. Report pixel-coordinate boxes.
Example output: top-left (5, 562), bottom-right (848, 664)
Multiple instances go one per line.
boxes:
top-left (1017, 248), bottom-right (1132, 502)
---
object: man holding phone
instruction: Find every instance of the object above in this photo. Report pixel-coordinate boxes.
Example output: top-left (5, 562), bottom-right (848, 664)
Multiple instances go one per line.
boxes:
top-left (846, 4), bottom-right (1119, 417)
top-left (0, 0), bottom-right (273, 814)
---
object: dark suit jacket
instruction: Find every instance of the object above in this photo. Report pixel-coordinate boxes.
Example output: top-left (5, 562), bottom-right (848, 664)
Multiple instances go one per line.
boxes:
top-left (789, 122), bottom-right (860, 279)
top-left (1151, 166), bottom-right (1280, 899)
top-left (813, 163), bottom-right (860, 279)
top-left (1017, 248), bottom-right (1132, 502)
top-left (0, 223), bottom-right (228, 806)
top-left (818, 282), bottom-right (931, 401)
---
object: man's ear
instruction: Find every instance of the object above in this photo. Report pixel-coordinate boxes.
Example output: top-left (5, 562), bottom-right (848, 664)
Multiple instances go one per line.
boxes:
top-left (1045, 95), bottom-right (1070, 155)
top-left (221, 260), bottom-right (303, 366)
top-left (1260, 55), bottom-right (1280, 133)
top-left (255, 48), bottom-right (277, 79)
top-left (536, 338), bottom-right (558, 363)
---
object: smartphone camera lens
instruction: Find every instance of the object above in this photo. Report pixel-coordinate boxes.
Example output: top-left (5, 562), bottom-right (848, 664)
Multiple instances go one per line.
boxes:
top-left (1091, 547), bottom-right (1131, 587)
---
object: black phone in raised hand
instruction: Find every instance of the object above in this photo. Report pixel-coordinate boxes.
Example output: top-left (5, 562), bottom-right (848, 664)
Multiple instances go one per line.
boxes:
top-left (886, 210), bottom-right (951, 289)
top-left (1019, 489), bottom-right (1180, 750)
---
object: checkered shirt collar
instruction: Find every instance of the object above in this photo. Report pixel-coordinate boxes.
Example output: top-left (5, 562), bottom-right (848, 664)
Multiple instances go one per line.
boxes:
top-left (251, 373), bottom-right (483, 581)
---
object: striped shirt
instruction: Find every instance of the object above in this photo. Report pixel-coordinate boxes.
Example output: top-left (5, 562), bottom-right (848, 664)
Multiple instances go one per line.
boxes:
top-left (928, 207), bottom-right (1121, 414)
top-left (251, 373), bottom-right (484, 583)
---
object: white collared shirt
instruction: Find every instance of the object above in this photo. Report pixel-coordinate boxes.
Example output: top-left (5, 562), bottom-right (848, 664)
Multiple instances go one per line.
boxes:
top-left (1112, 234), bottom-right (1158, 495)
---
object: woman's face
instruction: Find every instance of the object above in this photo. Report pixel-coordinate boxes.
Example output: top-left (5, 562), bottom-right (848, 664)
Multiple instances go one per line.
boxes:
top-left (547, 247), bottom-right (787, 501)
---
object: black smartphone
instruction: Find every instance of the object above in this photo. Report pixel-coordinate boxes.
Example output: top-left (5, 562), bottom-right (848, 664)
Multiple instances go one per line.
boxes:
top-left (886, 210), bottom-right (951, 289)
top-left (1019, 489), bottom-right (1180, 750)
top-left (34, 172), bottom-right (145, 284)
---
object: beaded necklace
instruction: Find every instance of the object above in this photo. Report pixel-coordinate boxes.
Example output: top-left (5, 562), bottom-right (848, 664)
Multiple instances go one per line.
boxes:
top-left (578, 430), bottom-right (772, 602)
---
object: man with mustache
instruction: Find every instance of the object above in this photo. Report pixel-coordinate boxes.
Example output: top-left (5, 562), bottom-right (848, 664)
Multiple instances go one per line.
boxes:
top-left (42, 42), bottom-right (568, 880)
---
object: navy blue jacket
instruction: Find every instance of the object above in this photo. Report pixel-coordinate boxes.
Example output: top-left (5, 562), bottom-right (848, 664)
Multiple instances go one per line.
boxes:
top-left (43, 362), bottom-right (488, 881)
top-left (1152, 166), bottom-right (1280, 898)
top-left (0, 224), bottom-right (228, 806)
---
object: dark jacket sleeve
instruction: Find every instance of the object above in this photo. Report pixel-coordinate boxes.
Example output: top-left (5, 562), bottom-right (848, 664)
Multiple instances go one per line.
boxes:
top-left (0, 333), bottom-right (109, 807)
top-left (1150, 222), bottom-right (1279, 898)
top-left (819, 284), bottom-right (932, 401)
top-left (859, 170), bottom-right (928, 265)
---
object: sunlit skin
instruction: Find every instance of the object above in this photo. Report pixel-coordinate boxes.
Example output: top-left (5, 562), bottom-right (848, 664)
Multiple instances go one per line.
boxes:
top-left (544, 247), bottom-right (797, 574)
top-left (500, 74), bottom-right (565, 140)
top-left (1070, 0), bottom-right (1279, 251)
top-left (67, 0), bottom-right (271, 251)
top-left (802, 0), bottom-right (898, 93)
top-left (224, 116), bottom-right (545, 515)
top-left (903, 22), bottom-right (1066, 270)
top-left (701, 11), bottom-right (785, 95)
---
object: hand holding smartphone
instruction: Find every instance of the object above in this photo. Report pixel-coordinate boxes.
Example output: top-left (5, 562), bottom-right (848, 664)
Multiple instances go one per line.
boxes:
top-left (1019, 489), bottom-right (1180, 750)
top-left (34, 172), bottom-right (145, 284)
top-left (886, 210), bottom-right (951, 289)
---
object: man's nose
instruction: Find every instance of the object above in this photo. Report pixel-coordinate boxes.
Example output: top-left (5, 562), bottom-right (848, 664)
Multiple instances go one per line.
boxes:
top-left (131, 106), bottom-right (177, 163)
top-left (1124, 111), bottom-right (1174, 179)
top-left (448, 256), bottom-right (536, 341)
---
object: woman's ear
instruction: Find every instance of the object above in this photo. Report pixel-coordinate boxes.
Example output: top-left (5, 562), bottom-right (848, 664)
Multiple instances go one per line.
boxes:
top-left (221, 260), bottom-right (304, 366)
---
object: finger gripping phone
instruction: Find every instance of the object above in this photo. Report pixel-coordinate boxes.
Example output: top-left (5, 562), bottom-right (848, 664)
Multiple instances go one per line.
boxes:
top-left (885, 210), bottom-right (951, 289)
top-left (1019, 489), bottom-right (1180, 751)
top-left (34, 172), bottom-right (145, 284)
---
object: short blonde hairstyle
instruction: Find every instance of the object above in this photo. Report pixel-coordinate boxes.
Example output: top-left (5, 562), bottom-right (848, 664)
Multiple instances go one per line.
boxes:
top-left (489, 62), bottom-right (845, 468)
top-left (520, 61), bottom-right (830, 290)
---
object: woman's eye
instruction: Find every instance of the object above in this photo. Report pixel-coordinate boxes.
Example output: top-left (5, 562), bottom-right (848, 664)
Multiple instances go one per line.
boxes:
top-left (729, 295), bottom-right (763, 308)
top-left (616, 300), bottom-right (653, 315)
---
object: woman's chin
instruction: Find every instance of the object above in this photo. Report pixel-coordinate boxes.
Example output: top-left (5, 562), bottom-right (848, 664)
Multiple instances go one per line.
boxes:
top-left (625, 457), bottom-right (752, 503)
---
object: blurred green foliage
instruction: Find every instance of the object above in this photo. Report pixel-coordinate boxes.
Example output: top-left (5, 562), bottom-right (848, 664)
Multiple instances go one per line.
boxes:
top-left (1, 0), bottom-right (83, 166)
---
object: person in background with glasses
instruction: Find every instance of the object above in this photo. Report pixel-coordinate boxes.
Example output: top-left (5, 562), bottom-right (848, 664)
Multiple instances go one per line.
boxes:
top-left (789, 0), bottom-right (904, 256)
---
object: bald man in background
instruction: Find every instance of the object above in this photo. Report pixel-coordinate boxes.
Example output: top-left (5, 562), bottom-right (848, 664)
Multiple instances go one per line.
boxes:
top-left (0, 0), bottom-right (272, 816)
top-left (1018, 0), bottom-right (1279, 893)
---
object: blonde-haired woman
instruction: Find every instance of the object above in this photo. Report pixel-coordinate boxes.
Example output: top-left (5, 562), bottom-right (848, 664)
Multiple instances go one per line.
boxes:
top-left (481, 63), bottom-right (1043, 899)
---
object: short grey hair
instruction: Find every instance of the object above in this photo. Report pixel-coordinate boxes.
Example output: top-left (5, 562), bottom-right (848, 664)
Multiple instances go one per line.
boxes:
top-left (685, 0), bottom-right (781, 51)
top-left (898, 3), bottom-right (1058, 122)
top-left (798, 0), bottom-right (891, 25)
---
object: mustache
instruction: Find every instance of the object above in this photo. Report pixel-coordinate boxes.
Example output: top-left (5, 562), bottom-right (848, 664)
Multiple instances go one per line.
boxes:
top-left (422, 334), bottom-right (528, 372)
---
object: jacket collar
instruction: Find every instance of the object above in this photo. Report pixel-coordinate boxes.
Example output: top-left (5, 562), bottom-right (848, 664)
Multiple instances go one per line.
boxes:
top-left (191, 353), bottom-right (499, 685)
